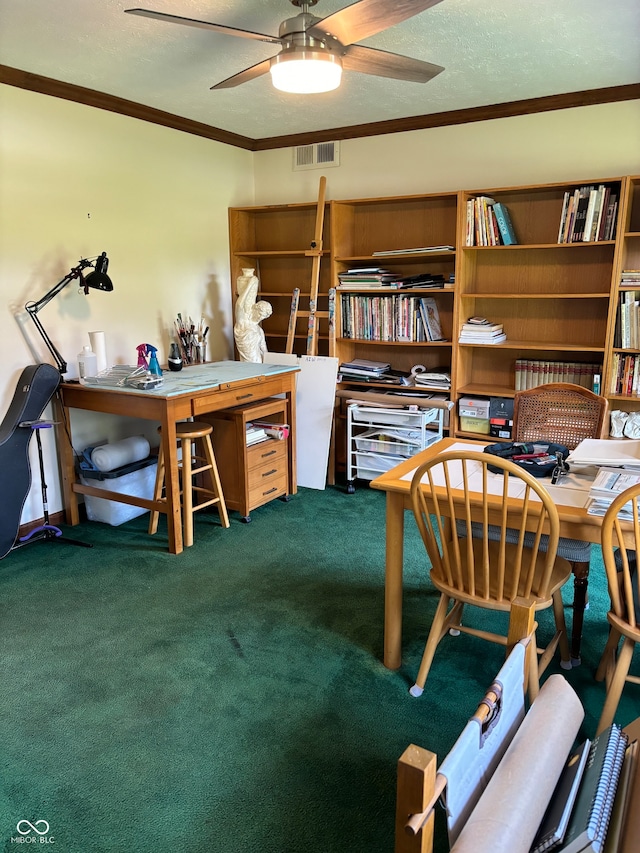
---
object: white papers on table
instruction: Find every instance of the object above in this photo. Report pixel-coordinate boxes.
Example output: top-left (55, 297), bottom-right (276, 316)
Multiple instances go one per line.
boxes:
top-left (586, 466), bottom-right (640, 517)
top-left (568, 438), bottom-right (640, 467)
top-left (401, 441), bottom-right (592, 507)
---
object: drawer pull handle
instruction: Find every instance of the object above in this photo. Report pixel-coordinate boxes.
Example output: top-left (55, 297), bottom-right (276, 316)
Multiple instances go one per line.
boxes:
top-left (236, 393), bottom-right (253, 401)
top-left (261, 449), bottom-right (277, 458)
top-left (263, 487), bottom-right (278, 496)
top-left (262, 469), bottom-right (277, 477)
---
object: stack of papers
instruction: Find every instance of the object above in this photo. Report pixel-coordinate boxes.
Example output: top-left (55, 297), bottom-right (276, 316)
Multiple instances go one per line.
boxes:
top-left (587, 467), bottom-right (640, 517)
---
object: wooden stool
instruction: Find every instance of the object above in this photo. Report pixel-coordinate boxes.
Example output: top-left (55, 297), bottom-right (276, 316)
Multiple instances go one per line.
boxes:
top-left (149, 421), bottom-right (229, 547)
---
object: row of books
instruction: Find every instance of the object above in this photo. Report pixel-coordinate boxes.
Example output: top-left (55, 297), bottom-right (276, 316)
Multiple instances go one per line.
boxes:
top-left (339, 294), bottom-right (444, 342)
top-left (609, 353), bottom-right (640, 397)
top-left (337, 268), bottom-right (447, 290)
top-left (614, 290), bottom-right (640, 349)
top-left (530, 724), bottom-right (629, 853)
top-left (514, 359), bottom-right (602, 391)
top-left (557, 183), bottom-right (618, 243)
top-left (465, 196), bottom-right (517, 246)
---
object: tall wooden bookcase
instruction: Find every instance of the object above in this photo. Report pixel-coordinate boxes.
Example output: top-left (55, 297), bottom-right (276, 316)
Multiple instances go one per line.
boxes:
top-left (228, 201), bottom-right (332, 357)
top-left (455, 179), bottom-right (621, 437)
top-left (605, 175), bottom-right (640, 416)
top-left (331, 191), bottom-right (458, 379)
top-left (228, 176), bottom-right (634, 458)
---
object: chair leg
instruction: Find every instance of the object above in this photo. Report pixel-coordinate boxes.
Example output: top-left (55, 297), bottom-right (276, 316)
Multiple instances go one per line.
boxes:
top-left (182, 437), bottom-right (194, 548)
top-left (595, 637), bottom-right (635, 736)
top-left (551, 589), bottom-right (571, 668)
top-left (410, 594), bottom-right (451, 697)
top-left (527, 636), bottom-right (541, 703)
top-left (595, 627), bottom-right (621, 682)
top-left (148, 446), bottom-right (165, 535)
top-left (569, 560), bottom-right (590, 664)
top-left (202, 435), bottom-right (229, 529)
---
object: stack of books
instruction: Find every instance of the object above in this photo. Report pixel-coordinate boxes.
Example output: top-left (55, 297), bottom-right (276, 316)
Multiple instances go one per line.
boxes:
top-left (413, 369), bottom-right (451, 390)
top-left (337, 268), bottom-right (401, 289)
top-left (338, 359), bottom-right (391, 380)
top-left (621, 269), bottom-right (640, 286)
top-left (245, 424), bottom-right (269, 446)
top-left (458, 318), bottom-right (506, 344)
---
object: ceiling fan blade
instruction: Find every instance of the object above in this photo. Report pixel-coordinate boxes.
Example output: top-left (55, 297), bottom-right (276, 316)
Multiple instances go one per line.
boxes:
top-left (125, 8), bottom-right (280, 45)
top-left (310, 0), bottom-right (446, 47)
top-left (210, 58), bottom-right (273, 90)
top-left (343, 44), bottom-right (444, 83)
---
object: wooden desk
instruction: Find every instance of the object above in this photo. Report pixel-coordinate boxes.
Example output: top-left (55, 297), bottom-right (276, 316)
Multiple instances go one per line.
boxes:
top-left (55, 361), bottom-right (298, 554)
top-left (370, 436), bottom-right (612, 671)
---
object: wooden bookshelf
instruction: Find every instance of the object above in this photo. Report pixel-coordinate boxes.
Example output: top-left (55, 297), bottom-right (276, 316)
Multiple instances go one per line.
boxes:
top-left (228, 176), bottom-right (633, 465)
top-left (228, 201), bottom-right (332, 356)
top-left (605, 176), bottom-right (640, 408)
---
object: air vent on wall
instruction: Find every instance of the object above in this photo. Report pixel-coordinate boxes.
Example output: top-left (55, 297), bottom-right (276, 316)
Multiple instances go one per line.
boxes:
top-left (292, 141), bottom-right (340, 171)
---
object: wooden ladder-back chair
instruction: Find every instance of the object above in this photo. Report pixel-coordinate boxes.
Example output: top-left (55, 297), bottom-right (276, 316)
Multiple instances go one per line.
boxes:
top-left (595, 481), bottom-right (640, 735)
top-left (513, 382), bottom-right (609, 662)
top-left (513, 382), bottom-right (608, 450)
top-left (409, 450), bottom-right (572, 701)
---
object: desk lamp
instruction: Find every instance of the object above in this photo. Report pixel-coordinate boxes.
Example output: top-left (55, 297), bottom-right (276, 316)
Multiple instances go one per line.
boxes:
top-left (25, 252), bottom-right (114, 374)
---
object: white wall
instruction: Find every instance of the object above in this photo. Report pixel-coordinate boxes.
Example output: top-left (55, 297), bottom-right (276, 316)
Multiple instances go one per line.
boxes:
top-left (0, 84), bottom-right (254, 524)
top-left (253, 101), bottom-right (640, 203)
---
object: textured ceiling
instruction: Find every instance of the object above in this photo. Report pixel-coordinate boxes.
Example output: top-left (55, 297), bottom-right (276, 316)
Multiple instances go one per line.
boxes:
top-left (1, 0), bottom-right (639, 141)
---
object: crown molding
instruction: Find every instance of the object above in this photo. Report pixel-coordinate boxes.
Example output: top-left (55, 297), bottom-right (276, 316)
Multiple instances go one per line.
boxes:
top-left (1, 65), bottom-right (638, 152)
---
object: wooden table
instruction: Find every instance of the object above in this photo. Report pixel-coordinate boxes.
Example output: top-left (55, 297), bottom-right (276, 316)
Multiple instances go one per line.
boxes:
top-left (55, 361), bottom-right (298, 554)
top-left (370, 436), bottom-right (613, 671)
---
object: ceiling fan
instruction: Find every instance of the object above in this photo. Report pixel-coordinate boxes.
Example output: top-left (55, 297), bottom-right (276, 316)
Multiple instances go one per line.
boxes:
top-left (125, 0), bottom-right (446, 94)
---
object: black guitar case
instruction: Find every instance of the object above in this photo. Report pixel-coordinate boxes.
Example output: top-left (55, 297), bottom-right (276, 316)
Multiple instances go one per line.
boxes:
top-left (0, 364), bottom-right (61, 559)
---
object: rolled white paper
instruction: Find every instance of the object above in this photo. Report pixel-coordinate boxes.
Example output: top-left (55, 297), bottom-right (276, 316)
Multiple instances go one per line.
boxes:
top-left (451, 675), bottom-right (584, 853)
top-left (89, 331), bottom-right (108, 373)
top-left (91, 436), bottom-right (150, 473)
top-left (411, 364), bottom-right (426, 376)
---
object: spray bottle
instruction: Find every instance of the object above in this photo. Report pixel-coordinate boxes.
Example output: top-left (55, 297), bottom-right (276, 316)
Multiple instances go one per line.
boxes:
top-left (146, 344), bottom-right (162, 376)
top-left (136, 344), bottom-right (149, 368)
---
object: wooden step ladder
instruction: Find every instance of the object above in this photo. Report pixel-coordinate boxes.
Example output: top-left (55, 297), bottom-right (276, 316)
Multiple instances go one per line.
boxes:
top-left (285, 176), bottom-right (335, 357)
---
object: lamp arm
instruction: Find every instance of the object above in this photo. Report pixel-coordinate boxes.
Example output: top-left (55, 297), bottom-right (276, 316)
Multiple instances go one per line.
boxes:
top-left (25, 261), bottom-right (91, 375)
top-left (25, 306), bottom-right (69, 374)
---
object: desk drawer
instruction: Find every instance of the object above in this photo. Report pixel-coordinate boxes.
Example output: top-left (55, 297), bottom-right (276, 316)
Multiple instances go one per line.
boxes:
top-left (247, 439), bottom-right (287, 471)
top-left (248, 465), bottom-right (288, 508)
top-left (192, 375), bottom-right (289, 416)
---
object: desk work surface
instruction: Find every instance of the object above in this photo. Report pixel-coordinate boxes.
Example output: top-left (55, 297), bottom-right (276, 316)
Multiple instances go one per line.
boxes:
top-left (399, 440), bottom-right (594, 509)
top-left (78, 360), bottom-right (298, 399)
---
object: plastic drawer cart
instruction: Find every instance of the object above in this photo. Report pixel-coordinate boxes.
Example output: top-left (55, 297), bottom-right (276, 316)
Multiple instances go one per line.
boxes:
top-left (346, 403), bottom-right (445, 493)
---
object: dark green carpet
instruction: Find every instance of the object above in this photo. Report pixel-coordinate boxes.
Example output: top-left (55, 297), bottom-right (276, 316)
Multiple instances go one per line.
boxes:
top-left (1, 485), bottom-right (637, 852)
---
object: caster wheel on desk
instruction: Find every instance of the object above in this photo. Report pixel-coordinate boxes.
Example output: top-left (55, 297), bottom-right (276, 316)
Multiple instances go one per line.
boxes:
top-left (347, 482), bottom-right (355, 494)
top-left (241, 515), bottom-right (252, 524)
top-left (279, 494), bottom-right (291, 503)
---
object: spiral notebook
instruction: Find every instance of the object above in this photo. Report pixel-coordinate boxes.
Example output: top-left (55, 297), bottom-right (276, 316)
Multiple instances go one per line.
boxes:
top-left (555, 724), bottom-right (628, 853)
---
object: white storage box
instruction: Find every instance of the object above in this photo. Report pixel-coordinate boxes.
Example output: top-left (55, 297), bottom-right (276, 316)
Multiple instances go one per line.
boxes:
top-left (354, 428), bottom-right (422, 456)
top-left (80, 461), bottom-right (158, 526)
top-left (350, 406), bottom-right (427, 427)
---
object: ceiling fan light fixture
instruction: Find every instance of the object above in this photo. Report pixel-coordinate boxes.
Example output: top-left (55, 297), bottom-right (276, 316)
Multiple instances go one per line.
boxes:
top-left (270, 49), bottom-right (342, 94)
